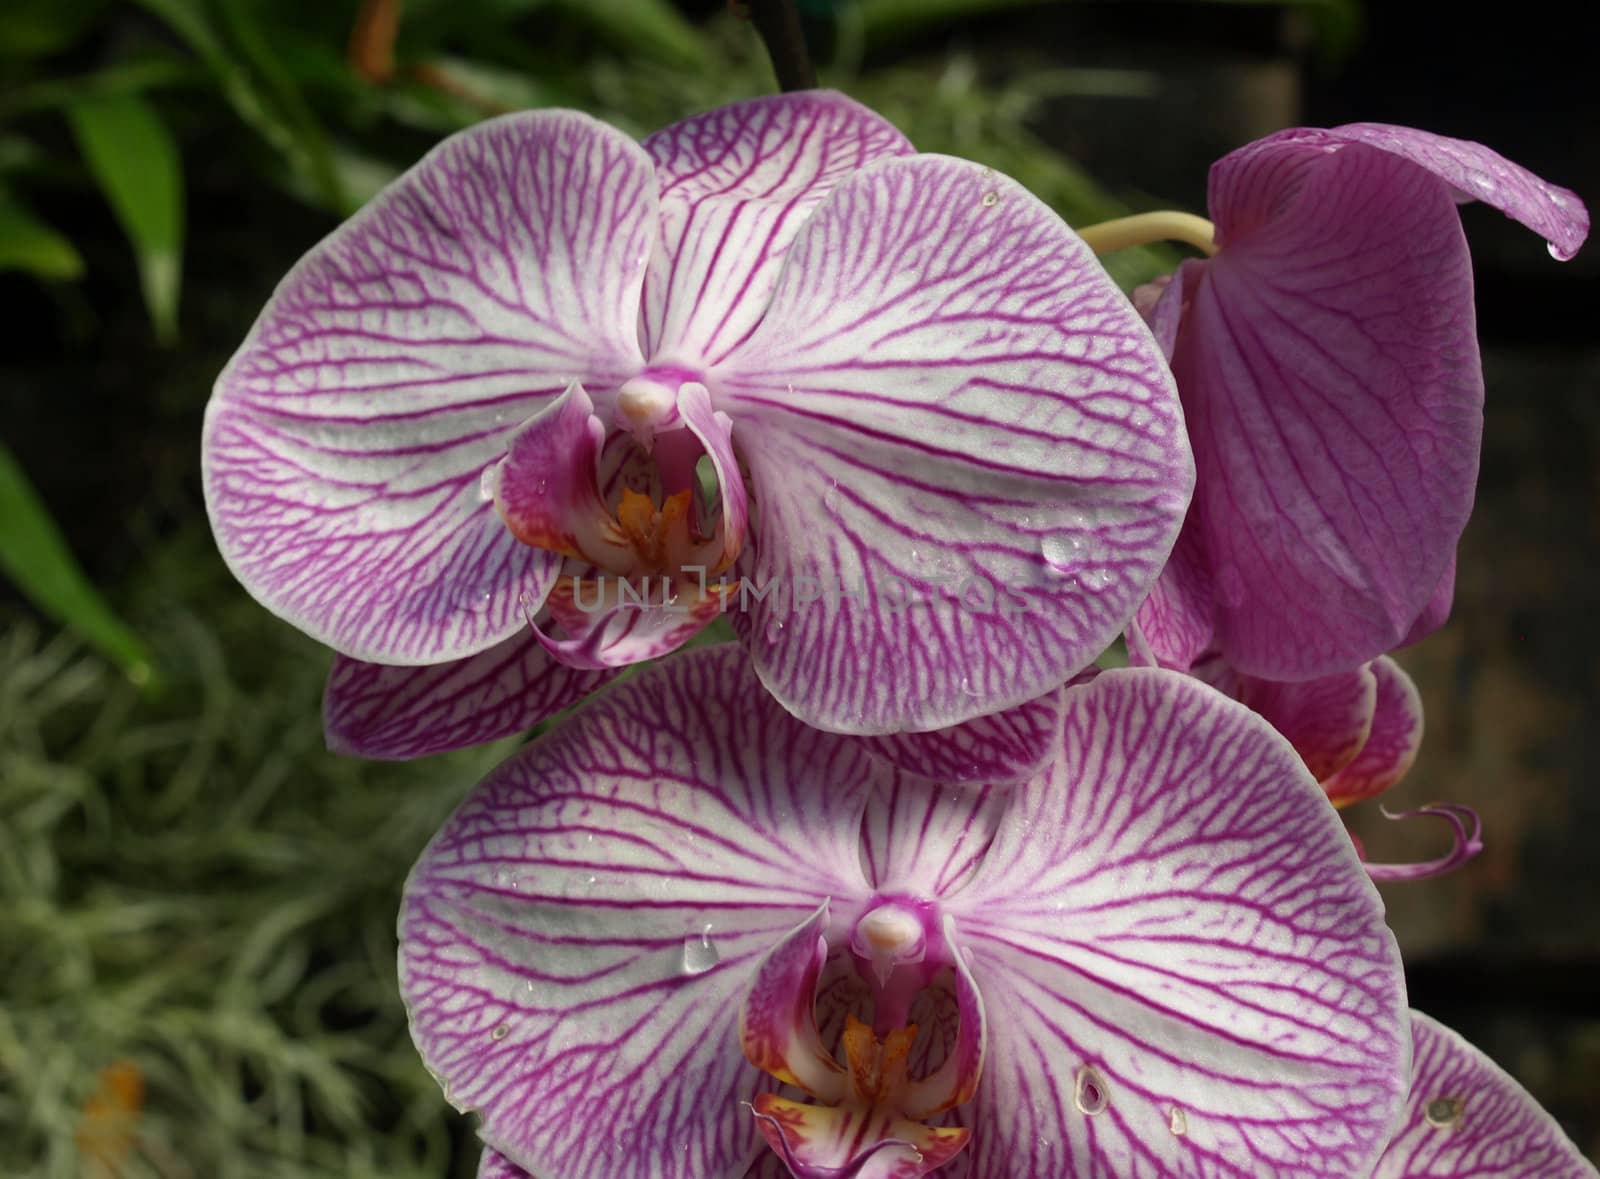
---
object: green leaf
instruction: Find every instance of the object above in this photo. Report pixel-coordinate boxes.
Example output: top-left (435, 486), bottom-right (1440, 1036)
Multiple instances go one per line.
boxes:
top-left (129, 0), bottom-right (346, 213)
top-left (0, 440), bottom-right (156, 688)
top-left (549, 0), bottom-right (707, 67)
top-left (66, 94), bottom-right (184, 344)
top-left (0, 194), bottom-right (84, 280)
top-left (0, 0), bottom-right (106, 60)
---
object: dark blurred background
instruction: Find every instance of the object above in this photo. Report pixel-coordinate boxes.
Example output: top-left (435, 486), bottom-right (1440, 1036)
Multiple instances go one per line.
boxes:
top-left (2, 1), bottom-right (1595, 1174)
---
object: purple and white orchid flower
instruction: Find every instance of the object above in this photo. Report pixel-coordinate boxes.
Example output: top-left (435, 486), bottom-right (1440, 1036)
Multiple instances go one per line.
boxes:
top-left (399, 644), bottom-right (1410, 1179)
top-left (1083, 124), bottom-right (1589, 683)
top-left (1373, 1011), bottom-right (1597, 1179)
top-left (203, 92), bottom-right (1193, 755)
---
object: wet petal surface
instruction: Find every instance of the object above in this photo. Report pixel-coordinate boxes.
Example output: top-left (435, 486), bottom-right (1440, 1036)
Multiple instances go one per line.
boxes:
top-left (945, 669), bottom-right (1409, 1177)
top-left (399, 646), bottom-right (878, 1179)
top-left (719, 154), bottom-right (1192, 733)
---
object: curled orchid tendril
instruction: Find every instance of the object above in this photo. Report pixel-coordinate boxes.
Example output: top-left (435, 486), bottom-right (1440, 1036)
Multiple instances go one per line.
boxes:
top-left (1362, 802), bottom-right (1484, 882)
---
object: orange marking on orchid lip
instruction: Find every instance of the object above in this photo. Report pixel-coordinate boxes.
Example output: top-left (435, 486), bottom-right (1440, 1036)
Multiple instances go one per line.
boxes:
top-left (842, 1015), bottom-right (920, 1104)
top-left (615, 488), bottom-right (695, 570)
top-left (76, 1060), bottom-right (144, 1175)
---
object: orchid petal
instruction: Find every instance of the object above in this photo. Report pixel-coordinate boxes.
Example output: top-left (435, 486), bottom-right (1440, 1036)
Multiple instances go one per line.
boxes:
top-left (946, 668), bottom-right (1409, 1177)
top-left (1236, 662), bottom-right (1377, 782)
top-left (640, 92), bottom-right (913, 366)
top-left (399, 646), bottom-right (877, 1179)
top-left (533, 576), bottom-right (733, 670)
top-left (901, 918), bottom-right (985, 1119)
top-left (1322, 656), bottom-right (1423, 805)
top-left (1130, 525), bottom-right (1215, 671)
top-left (751, 1094), bottom-right (970, 1179)
top-left (741, 902), bottom-right (849, 1101)
top-left (1363, 803), bottom-right (1483, 883)
top-left (1214, 125), bottom-right (1588, 261)
top-left (323, 627), bottom-right (613, 759)
top-left (719, 155), bottom-right (1193, 733)
top-left (493, 383), bottom-right (633, 572)
top-left (679, 381), bottom-right (748, 571)
top-left (1372, 1010), bottom-right (1598, 1178)
top-left (857, 692), bottom-right (1065, 786)
top-left (204, 111), bottom-right (656, 664)
top-left (1180, 141), bottom-right (1480, 679)
top-left (477, 1148), bottom-right (528, 1179)
top-left (1130, 259), bottom-right (1201, 361)
top-left (859, 779), bottom-right (1009, 900)
top-left (1400, 557), bottom-right (1456, 648)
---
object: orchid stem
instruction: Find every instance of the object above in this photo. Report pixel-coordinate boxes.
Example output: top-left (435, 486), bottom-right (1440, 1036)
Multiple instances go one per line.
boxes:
top-left (748, 0), bottom-right (817, 93)
top-left (1077, 211), bottom-right (1219, 257)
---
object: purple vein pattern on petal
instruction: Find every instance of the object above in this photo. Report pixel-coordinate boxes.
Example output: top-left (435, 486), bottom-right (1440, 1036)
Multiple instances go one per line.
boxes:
top-left (944, 668), bottom-right (1409, 1178)
top-left (476, 1148), bottom-right (529, 1179)
top-left (398, 645), bottom-right (880, 1179)
top-left (1182, 142), bottom-right (1481, 679)
top-left (1372, 1010), bottom-right (1598, 1179)
top-left (323, 627), bottom-right (614, 759)
top-left (204, 111), bottom-right (656, 665)
top-left (719, 155), bottom-right (1193, 733)
top-left (857, 690), bottom-right (1066, 786)
top-left (640, 91), bottom-right (913, 366)
top-left (1214, 125), bottom-right (1588, 261)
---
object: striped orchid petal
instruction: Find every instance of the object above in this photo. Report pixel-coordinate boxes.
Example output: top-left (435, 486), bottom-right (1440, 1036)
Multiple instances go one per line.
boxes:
top-left (1373, 1011), bottom-right (1597, 1178)
top-left (1140, 125), bottom-right (1587, 681)
top-left (399, 645), bottom-right (874, 1179)
top-left (718, 154), bottom-right (1192, 734)
top-left (945, 668), bottom-right (1409, 1177)
top-left (323, 628), bottom-right (613, 760)
top-left (204, 111), bottom-right (656, 666)
top-left (640, 92), bottom-right (913, 367)
top-left (857, 692), bottom-right (1066, 786)
top-left (400, 649), bottom-right (1408, 1179)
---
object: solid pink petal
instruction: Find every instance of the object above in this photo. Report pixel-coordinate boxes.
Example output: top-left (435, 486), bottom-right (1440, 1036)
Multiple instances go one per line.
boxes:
top-left (1181, 141), bottom-right (1480, 679)
top-left (399, 646), bottom-right (878, 1179)
top-left (204, 111), bottom-right (656, 664)
top-left (1237, 663), bottom-right (1377, 782)
top-left (1214, 125), bottom-right (1589, 261)
top-left (640, 91), bottom-right (913, 367)
top-left (323, 626), bottom-right (613, 759)
top-left (947, 668), bottom-right (1409, 1177)
top-left (1401, 556), bottom-right (1456, 648)
top-left (492, 383), bottom-right (633, 572)
top-left (1372, 1011), bottom-right (1598, 1178)
top-left (719, 155), bottom-right (1192, 734)
top-left (1322, 655), bottom-right (1424, 805)
top-left (856, 691), bottom-right (1065, 786)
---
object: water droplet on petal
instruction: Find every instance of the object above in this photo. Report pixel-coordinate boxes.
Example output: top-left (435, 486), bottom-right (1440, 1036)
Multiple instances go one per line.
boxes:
top-left (1042, 535), bottom-right (1084, 571)
top-left (764, 619), bottom-right (785, 644)
top-left (981, 190), bottom-right (999, 208)
top-left (681, 927), bottom-right (720, 976)
top-left (1169, 1107), bottom-right (1188, 1136)
top-left (1424, 1096), bottom-right (1464, 1129)
top-left (823, 482), bottom-right (841, 512)
top-left (478, 465), bottom-right (497, 503)
top-left (491, 1024), bottom-right (510, 1041)
top-left (1074, 1065), bottom-right (1109, 1115)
